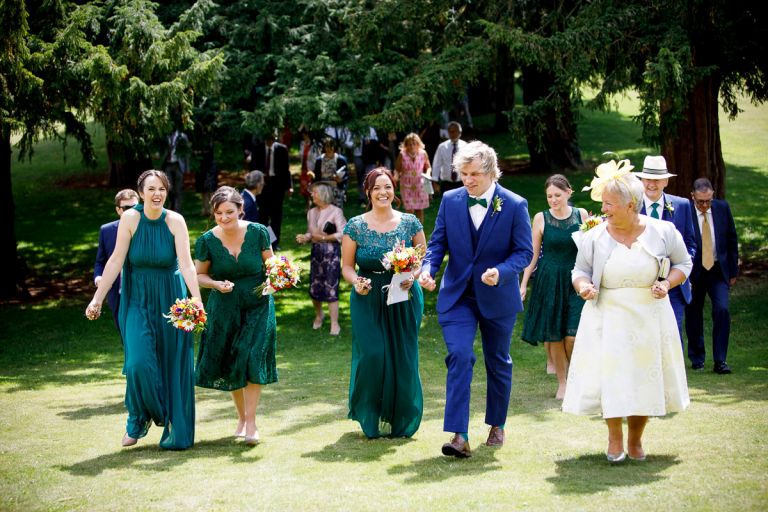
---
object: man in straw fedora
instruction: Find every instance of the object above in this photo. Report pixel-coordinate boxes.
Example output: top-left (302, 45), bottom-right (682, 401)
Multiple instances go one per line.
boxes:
top-left (634, 155), bottom-right (697, 343)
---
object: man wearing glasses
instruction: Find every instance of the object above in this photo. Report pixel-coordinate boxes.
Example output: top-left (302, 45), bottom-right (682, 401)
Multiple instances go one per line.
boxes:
top-left (93, 189), bottom-right (140, 341)
top-left (685, 178), bottom-right (739, 374)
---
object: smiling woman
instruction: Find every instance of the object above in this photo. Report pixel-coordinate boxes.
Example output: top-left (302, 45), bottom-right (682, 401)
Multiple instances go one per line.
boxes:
top-left (341, 167), bottom-right (426, 439)
top-left (85, 169), bottom-right (204, 450)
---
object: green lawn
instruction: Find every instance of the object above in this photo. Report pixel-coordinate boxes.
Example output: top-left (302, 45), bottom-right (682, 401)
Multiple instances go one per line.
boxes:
top-left (1, 98), bottom-right (767, 511)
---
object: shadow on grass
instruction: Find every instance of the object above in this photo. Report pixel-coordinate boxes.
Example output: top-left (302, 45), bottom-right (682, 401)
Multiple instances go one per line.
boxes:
top-left (547, 453), bottom-right (681, 494)
top-left (302, 431), bottom-right (414, 463)
top-left (56, 397), bottom-right (125, 420)
top-left (387, 447), bottom-right (502, 483)
top-left (58, 437), bottom-right (260, 476)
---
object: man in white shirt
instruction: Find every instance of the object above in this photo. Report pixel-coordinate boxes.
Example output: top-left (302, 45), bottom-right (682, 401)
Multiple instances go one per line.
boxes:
top-left (431, 122), bottom-right (466, 195)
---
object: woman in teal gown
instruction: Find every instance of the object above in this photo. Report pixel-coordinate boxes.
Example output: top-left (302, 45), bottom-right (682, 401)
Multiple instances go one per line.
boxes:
top-left (86, 170), bottom-right (203, 450)
top-left (519, 174), bottom-right (587, 399)
top-left (341, 167), bottom-right (426, 438)
top-left (194, 186), bottom-right (276, 445)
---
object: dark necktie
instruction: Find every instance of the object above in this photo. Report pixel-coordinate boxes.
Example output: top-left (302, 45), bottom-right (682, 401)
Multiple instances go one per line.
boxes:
top-left (450, 141), bottom-right (458, 181)
top-left (265, 146), bottom-right (272, 175)
top-left (650, 202), bottom-right (660, 219)
top-left (467, 196), bottom-right (487, 208)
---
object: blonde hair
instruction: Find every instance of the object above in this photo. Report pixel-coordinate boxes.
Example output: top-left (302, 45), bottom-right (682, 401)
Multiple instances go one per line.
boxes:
top-left (399, 132), bottom-right (425, 152)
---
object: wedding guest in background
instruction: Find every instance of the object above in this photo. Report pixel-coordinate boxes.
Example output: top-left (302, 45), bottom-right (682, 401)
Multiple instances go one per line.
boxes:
top-left (298, 129), bottom-right (320, 211)
top-left (685, 178), bottom-right (739, 374)
top-left (296, 182), bottom-right (347, 336)
top-left (635, 155), bottom-right (696, 340)
top-left (431, 122), bottom-right (466, 195)
top-left (254, 132), bottom-right (292, 250)
top-left (519, 175), bottom-right (587, 399)
top-left (419, 141), bottom-right (533, 458)
top-left (342, 168), bottom-right (426, 438)
top-left (314, 137), bottom-right (349, 208)
top-left (93, 189), bottom-right (140, 338)
top-left (194, 186), bottom-right (277, 445)
top-left (563, 162), bottom-right (691, 463)
top-left (86, 170), bottom-right (202, 450)
top-left (242, 171), bottom-right (264, 223)
top-left (394, 133), bottom-right (431, 224)
top-left (163, 129), bottom-right (191, 213)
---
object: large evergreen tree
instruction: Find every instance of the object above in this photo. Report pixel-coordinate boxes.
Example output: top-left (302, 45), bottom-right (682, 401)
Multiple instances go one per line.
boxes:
top-left (0, 0), bottom-right (96, 299)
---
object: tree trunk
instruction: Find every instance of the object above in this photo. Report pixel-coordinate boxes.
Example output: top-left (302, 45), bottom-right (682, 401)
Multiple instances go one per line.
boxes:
top-left (494, 46), bottom-right (514, 132)
top-left (107, 139), bottom-right (153, 188)
top-left (522, 66), bottom-right (582, 172)
top-left (0, 127), bottom-right (23, 299)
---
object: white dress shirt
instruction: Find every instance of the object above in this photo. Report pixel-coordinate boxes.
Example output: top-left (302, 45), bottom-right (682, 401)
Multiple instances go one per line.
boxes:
top-left (468, 183), bottom-right (496, 230)
top-left (431, 138), bottom-right (466, 181)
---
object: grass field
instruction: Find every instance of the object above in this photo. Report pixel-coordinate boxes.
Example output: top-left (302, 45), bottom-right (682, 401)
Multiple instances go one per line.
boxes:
top-left (1, 96), bottom-right (767, 511)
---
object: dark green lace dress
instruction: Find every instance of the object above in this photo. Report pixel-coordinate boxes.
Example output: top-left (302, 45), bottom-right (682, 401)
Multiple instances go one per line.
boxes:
top-left (194, 223), bottom-right (278, 390)
top-left (118, 204), bottom-right (195, 450)
top-left (343, 213), bottom-right (424, 438)
top-left (522, 208), bottom-right (585, 344)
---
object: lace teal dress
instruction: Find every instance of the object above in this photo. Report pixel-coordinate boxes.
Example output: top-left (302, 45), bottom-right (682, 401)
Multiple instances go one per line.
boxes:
top-left (118, 204), bottom-right (195, 450)
top-left (343, 213), bottom-right (424, 438)
top-left (522, 208), bottom-right (585, 344)
top-left (194, 223), bottom-right (277, 390)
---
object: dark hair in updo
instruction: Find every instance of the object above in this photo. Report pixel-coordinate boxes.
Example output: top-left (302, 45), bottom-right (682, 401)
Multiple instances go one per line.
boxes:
top-left (544, 174), bottom-right (573, 192)
top-left (363, 167), bottom-right (401, 210)
top-left (137, 169), bottom-right (170, 192)
top-left (209, 186), bottom-right (244, 213)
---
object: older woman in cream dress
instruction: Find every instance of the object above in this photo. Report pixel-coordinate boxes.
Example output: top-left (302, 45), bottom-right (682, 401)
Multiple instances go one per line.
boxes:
top-left (562, 160), bottom-right (691, 463)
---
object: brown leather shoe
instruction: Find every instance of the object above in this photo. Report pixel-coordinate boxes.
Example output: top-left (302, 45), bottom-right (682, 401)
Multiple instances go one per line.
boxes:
top-left (485, 426), bottom-right (504, 447)
top-left (441, 434), bottom-right (471, 458)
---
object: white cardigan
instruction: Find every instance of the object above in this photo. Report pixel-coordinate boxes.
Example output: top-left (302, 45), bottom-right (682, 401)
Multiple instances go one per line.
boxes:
top-left (572, 217), bottom-right (692, 292)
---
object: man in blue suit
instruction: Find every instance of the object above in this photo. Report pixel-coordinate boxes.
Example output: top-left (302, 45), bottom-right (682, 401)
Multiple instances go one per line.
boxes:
top-left (685, 178), bottom-right (739, 374)
top-left (419, 141), bottom-right (533, 457)
top-left (635, 155), bottom-right (697, 341)
top-left (94, 189), bottom-right (139, 341)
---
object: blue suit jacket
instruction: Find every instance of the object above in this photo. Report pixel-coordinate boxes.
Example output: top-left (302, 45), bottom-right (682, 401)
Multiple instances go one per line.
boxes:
top-left (242, 189), bottom-right (259, 222)
top-left (640, 193), bottom-right (696, 302)
top-left (94, 220), bottom-right (120, 313)
top-left (689, 199), bottom-right (739, 282)
top-left (422, 184), bottom-right (533, 319)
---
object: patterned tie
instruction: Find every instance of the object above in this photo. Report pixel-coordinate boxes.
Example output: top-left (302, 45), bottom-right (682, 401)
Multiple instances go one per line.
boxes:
top-left (701, 212), bottom-right (715, 270)
top-left (450, 141), bottom-right (458, 181)
top-left (467, 196), bottom-right (487, 208)
top-left (650, 202), bottom-right (660, 219)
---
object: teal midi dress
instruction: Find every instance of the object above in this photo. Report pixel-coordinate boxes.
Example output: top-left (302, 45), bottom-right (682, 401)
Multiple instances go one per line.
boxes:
top-left (343, 214), bottom-right (424, 438)
top-left (118, 204), bottom-right (195, 450)
top-left (194, 223), bottom-right (277, 390)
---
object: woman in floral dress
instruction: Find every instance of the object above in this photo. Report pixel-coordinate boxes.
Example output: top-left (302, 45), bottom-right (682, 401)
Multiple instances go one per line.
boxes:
top-left (394, 132), bottom-right (431, 224)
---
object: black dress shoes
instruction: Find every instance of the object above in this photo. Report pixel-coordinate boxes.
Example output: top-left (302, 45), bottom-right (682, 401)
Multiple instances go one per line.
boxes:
top-left (691, 362), bottom-right (705, 371)
top-left (442, 434), bottom-right (471, 458)
top-left (714, 362), bottom-right (732, 374)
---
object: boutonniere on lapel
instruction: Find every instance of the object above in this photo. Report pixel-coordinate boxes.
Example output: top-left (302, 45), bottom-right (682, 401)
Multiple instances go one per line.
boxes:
top-left (664, 201), bottom-right (675, 216)
top-left (491, 196), bottom-right (503, 216)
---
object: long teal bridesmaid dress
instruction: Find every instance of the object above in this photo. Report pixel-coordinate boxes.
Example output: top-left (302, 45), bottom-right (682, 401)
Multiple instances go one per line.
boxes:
top-left (343, 213), bottom-right (424, 438)
top-left (194, 223), bottom-right (277, 390)
top-left (118, 204), bottom-right (195, 450)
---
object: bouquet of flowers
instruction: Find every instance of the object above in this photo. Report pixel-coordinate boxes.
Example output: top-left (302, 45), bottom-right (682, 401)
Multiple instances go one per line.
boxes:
top-left (255, 255), bottom-right (301, 295)
top-left (381, 241), bottom-right (425, 305)
top-left (164, 297), bottom-right (207, 334)
top-left (381, 240), bottom-right (426, 274)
